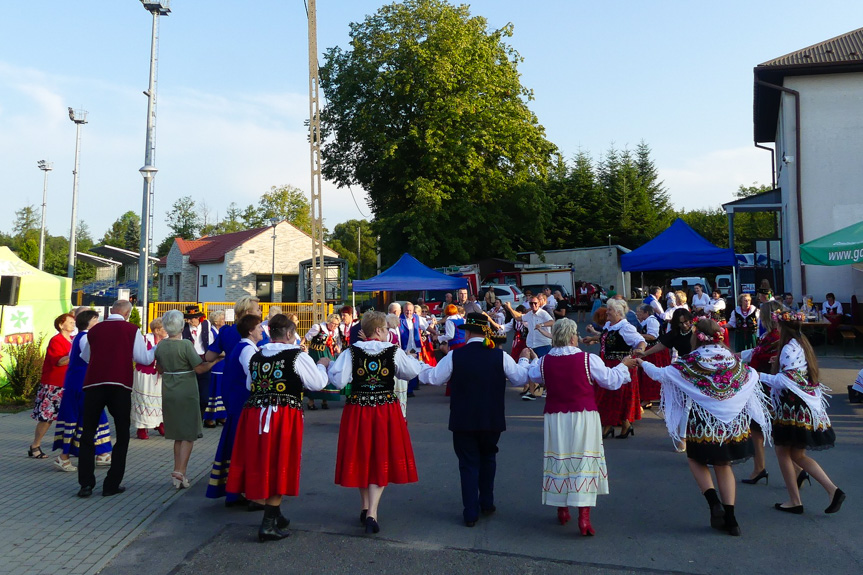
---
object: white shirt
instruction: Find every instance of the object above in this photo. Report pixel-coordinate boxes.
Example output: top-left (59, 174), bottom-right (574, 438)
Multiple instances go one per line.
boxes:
top-left (237, 337), bottom-right (259, 384)
top-left (439, 315), bottom-right (462, 343)
top-left (526, 346), bottom-right (631, 390)
top-left (418, 337), bottom-right (530, 387)
top-left (189, 323), bottom-right (206, 355)
top-left (543, 297), bottom-right (557, 314)
top-left (603, 319), bottom-right (646, 348)
top-left (705, 298), bottom-right (726, 315)
top-left (822, 300), bottom-right (843, 315)
top-left (647, 297), bottom-right (664, 316)
top-left (524, 309), bottom-right (554, 349)
top-left (79, 314), bottom-right (155, 365)
top-left (691, 293), bottom-right (710, 309)
top-left (327, 340), bottom-right (425, 388)
top-left (248, 342), bottom-right (328, 391)
top-left (640, 316), bottom-right (660, 339)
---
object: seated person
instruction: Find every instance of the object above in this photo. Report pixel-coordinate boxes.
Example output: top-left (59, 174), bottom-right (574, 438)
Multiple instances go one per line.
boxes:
top-left (782, 293), bottom-right (799, 312)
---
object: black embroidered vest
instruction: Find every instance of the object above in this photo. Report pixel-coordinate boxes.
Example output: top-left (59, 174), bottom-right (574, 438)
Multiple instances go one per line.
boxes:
top-left (348, 345), bottom-right (399, 406)
top-left (245, 348), bottom-right (304, 410)
top-left (601, 327), bottom-right (631, 360)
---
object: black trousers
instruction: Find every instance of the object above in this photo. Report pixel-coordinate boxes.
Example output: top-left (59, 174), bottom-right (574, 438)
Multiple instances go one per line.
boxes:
top-left (78, 385), bottom-right (131, 491)
top-left (452, 430), bottom-right (500, 522)
top-left (196, 371), bottom-right (209, 418)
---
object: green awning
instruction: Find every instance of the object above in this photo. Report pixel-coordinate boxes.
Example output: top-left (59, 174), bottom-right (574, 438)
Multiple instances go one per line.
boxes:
top-left (800, 220), bottom-right (863, 266)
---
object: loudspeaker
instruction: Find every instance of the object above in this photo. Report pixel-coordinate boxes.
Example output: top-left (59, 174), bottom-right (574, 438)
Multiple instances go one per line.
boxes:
top-left (0, 275), bottom-right (21, 306)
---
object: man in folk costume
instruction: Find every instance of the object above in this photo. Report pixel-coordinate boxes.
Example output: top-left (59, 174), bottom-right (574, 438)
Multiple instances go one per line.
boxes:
top-left (338, 305), bottom-right (359, 349)
top-left (182, 305), bottom-right (214, 422)
top-left (399, 302), bottom-right (428, 398)
top-left (419, 313), bottom-right (531, 527)
top-left (77, 300), bottom-right (156, 498)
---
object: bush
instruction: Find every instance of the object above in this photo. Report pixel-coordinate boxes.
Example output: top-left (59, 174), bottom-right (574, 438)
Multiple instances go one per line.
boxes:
top-left (129, 307), bottom-right (141, 329)
top-left (0, 337), bottom-right (45, 404)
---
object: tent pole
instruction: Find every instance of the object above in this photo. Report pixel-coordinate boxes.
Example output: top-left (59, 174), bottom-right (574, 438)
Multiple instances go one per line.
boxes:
top-left (732, 266), bottom-right (739, 306)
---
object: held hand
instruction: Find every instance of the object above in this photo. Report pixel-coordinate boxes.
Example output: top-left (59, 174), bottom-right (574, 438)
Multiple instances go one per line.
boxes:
top-left (633, 349), bottom-right (646, 358)
top-left (519, 348), bottom-right (533, 360)
top-left (317, 357), bottom-right (331, 368)
top-left (621, 357), bottom-right (638, 368)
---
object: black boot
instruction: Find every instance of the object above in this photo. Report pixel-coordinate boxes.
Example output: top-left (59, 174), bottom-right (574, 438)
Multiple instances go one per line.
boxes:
top-left (703, 488), bottom-right (725, 530)
top-left (276, 510), bottom-right (290, 530)
top-left (258, 505), bottom-right (289, 542)
top-left (724, 504), bottom-right (740, 536)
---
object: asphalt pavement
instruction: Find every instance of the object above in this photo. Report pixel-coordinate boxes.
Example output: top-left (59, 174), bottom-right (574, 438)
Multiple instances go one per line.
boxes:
top-left (2, 351), bottom-right (862, 575)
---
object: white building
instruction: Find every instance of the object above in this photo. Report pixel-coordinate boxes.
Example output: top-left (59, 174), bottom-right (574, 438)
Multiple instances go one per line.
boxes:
top-left (156, 221), bottom-right (338, 303)
top-left (754, 27), bottom-right (863, 302)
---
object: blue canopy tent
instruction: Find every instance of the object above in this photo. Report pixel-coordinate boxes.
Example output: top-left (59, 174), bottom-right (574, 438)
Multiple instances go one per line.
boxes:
top-left (352, 253), bottom-right (468, 292)
top-left (621, 218), bottom-right (738, 299)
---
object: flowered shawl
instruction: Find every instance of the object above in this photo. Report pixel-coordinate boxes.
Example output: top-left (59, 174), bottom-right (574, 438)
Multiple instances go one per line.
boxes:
top-left (641, 344), bottom-right (771, 444)
top-left (759, 339), bottom-right (831, 431)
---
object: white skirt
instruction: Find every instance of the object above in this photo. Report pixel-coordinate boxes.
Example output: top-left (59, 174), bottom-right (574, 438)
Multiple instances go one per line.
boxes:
top-left (542, 410), bottom-right (609, 507)
top-left (394, 377), bottom-right (407, 418)
top-left (131, 370), bottom-right (163, 428)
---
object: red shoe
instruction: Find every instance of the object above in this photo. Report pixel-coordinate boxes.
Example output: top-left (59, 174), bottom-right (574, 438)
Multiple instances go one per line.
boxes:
top-left (578, 507), bottom-right (595, 536)
top-left (557, 507), bottom-right (571, 525)
top-left (136, 428), bottom-right (149, 440)
top-left (156, 423), bottom-right (165, 436)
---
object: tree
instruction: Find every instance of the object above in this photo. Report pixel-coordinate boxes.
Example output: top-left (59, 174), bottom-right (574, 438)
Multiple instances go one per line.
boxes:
top-left (327, 219), bottom-right (377, 279)
top-left (158, 196), bottom-right (201, 256)
top-left (13, 205), bottom-right (39, 241)
top-left (320, 0), bottom-right (556, 265)
top-left (101, 211), bottom-right (141, 251)
top-left (239, 186), bottom-right (312, 235)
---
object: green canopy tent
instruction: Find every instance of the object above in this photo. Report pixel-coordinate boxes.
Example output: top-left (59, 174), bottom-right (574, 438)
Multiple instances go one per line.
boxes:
top-left (800, 220), bottom-right (863, 270)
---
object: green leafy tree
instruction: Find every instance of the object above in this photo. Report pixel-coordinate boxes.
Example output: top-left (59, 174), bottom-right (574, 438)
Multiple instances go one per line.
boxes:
top-left (327, 219), bottom-right (377, 279)
top-left (101, 211), bottom-right (141, 251)
top-left (13, 205), bottom-right (39, 241)
top-left (320, 0), bottom-right (556, 265)
top-left (157, 196), bottom-right (201, 256)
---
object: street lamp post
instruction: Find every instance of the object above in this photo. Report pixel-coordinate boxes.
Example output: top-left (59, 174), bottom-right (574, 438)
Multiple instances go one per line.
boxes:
top-left (138, 0), bottom-right (170, 328)
top-left (270, 217), bottom-right (279, 302)
top-left (67, 108), bottom-right (88, 280)
top-left (36, 160), bottom-right (53, 271)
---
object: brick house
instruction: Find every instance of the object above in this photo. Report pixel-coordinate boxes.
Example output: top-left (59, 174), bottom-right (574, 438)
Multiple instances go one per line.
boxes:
top-left (156, 221), bottom-right (338, 303)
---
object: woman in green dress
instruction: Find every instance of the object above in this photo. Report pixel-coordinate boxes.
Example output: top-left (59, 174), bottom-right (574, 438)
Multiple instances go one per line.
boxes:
top-left (303, 313), bottom-right (343, 410)
top-left (156, 310), bottom-right (215, 489)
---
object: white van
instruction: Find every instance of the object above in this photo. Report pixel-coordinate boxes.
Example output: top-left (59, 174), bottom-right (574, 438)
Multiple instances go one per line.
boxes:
top-left (715, 274), bottom-right (733, 297)
top-left (670, 276), bottom-right (712, 295)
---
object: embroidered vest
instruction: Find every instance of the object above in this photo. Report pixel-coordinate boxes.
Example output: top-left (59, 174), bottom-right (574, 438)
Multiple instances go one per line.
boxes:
top-left (600, 328), bottom-right (631, 361)
top-left (245, 348), bottom-right (304, 410)
top-left (542, 353), bottom-right (597, 414)
top-left (309, 324), bottom-right (333, 354)
top-left (734, 308), bottom-right (758, 332)
top-left (348, 345), bottom-right (399, 406)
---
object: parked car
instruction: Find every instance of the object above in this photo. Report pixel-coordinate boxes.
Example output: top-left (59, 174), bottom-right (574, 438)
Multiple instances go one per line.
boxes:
top-left (480, 284), bottom-right (524, 308)
top-left (669, 276), bottom-right (713, 296)
top-left (714, 274), bottom-right (733, 297)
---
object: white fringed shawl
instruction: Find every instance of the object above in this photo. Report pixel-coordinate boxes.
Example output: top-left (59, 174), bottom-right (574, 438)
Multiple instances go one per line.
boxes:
top-left (759, 339), bottom-right (831, 431)
top-left (641, 345), bottom-right (772, 445)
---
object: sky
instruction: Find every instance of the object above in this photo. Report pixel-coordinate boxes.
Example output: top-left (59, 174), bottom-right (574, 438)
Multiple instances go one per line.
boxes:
top-left (2, 1), bottom-right (863, 249)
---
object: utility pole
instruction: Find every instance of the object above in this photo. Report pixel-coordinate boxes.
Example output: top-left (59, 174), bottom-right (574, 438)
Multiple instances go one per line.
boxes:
top-left (357, 223), bottom-right (361, 280)
top-left (37, 160), bottom-right (53, 271)
top-left (307, 0), bottom-right (325, 321)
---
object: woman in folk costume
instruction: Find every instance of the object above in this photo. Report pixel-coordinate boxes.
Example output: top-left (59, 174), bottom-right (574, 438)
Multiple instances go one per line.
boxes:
top-left (704, 289), bottom-right (729, 346)
top-left (203, 309), bottom-right (227, 426)
top-left (439, 304), bottom-right (466, 396)
top-left (52, 310), bottom-right (113, 470)
top-left (399, 302), bottom-right (428, 398)
top-left (728, 293), bottom-right (759, 352)
top-left (304, 313), bottom-right (343, 410)
top-left (634, 304), bottom-right (665, 406)
top-left (758, 310), bottom-right (845, 515)
top-left (132, 317), bottom-right (167, 440)
top-left (506, 304), bottom-right (529, 360)
top-left (324, 311), bottom-right (426, 535)
top-left (525, 319), bottom-right (636, 536)
top-left (416, 305), bottom-right (438, 367)
top-left (227, 314), bottom-right (329, 542)
top-left (637, 319), bottom-right (772, 537)
top-left (583, 298), bottom-right (646, 439)
top-left (739, 301), bottom-right (783, 485)
top-left (206, 314), bottom-right (264, 506)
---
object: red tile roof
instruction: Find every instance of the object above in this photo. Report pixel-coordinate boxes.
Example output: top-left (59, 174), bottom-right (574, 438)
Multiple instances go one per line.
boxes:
top-left (173, 227), bottom-right (270, 264)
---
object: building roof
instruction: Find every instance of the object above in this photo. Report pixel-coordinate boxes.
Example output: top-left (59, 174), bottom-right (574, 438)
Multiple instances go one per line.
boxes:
top-left (722, 188), bottom-right (782, 213)
top-left (173, 227), bottom-right (270, 264)
top-left (754, 28), bottom-right (863, 142)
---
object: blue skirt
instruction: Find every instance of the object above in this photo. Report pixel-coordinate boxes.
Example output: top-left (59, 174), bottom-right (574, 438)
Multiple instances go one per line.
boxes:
top-left (203, 370), bottom-right (227, 423)
top-left (206, 411), bottom-right (240, 499)
top-left (52, 385), bottom-right (112, 457)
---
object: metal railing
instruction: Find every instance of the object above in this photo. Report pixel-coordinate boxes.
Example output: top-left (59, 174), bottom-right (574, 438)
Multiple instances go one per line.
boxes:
top-left (146, 301), bottom-right (333, 337)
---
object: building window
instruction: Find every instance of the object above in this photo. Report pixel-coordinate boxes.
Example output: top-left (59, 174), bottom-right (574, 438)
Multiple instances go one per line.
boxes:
top-left (168, 275), bottom-right (173, 287)
top-left (218, 275), bottom-right (223, 287)
top-left (201, 275), bottom-right (208, 287)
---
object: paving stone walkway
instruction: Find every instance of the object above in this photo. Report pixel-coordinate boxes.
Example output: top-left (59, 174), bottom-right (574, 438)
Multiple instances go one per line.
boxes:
top-left (0, 411), bottom-right (221, 575)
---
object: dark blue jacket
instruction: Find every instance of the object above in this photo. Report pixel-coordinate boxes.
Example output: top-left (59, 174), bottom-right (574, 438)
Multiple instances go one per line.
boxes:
top-left (448, 342), bottom-right (506, 432)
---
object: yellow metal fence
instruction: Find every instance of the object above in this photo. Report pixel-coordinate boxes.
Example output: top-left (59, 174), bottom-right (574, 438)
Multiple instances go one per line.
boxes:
top-left (147, 302), bottom-right (334, 337)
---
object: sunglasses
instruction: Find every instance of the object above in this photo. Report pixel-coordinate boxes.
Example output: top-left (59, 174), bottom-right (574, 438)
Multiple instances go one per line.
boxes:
top-left (529, 302), bottom-right (540, 306)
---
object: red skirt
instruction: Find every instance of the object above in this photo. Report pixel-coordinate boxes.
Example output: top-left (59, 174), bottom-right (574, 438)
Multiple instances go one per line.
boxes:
top-left (595, 359), bottom-right (641, 426)
top-left (420, 339), bottom-right (437, 367)
top-left (226, 406), bottom-right (304, 500)
top-left (510, 335), bottom-right (527, 360)
top-left (335, 402), bottom-right (418, 488)
top-left (639, 348), bottom-right (670, 403)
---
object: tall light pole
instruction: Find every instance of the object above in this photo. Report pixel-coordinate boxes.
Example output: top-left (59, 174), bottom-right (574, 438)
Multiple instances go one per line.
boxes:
top-left (67, 107), bottom-right (88, 280)
top-left (270, 217), bottom-right (279, 302)
top-left (138, 0), bottom-right (170, 327)
top-left (307, 0), bottom-right (325, 321)
top-left (36, 160), bottom-right (53, 271)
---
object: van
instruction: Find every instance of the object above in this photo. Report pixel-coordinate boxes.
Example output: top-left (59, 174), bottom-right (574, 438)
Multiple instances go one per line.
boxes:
top-left (669, 276), bottom-right (712, 295)
top-left (715, 274), bottom-right (733, 297)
